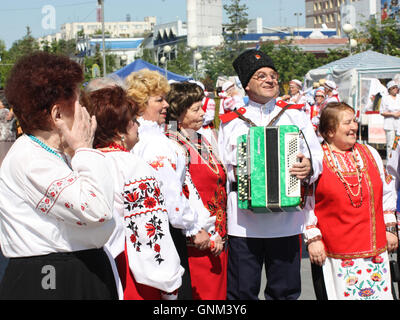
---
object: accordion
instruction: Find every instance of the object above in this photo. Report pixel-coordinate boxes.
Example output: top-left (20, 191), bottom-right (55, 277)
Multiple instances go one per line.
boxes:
top-left (237, 125), bottom-right (301, 213)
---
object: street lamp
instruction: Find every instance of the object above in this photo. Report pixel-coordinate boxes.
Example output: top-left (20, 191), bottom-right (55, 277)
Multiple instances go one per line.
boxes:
top-left (193, 52), bottom-right (202, 80)
top-left (294, 12), bottom-right (302, 37)
top-left (160, 45), bottom-right (172, 78)
top-left (342, 23), bottom-right (354, 55)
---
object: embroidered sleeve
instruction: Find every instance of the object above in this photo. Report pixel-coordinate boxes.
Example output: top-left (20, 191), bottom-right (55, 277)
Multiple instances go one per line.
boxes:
top-left (24, 149), bottom-right (114, 227)
top-left (123, 175), bottom-right (184, 293)
top-left (302, 185), bottom-right (322, 242)
top-left (184, 168), bottom-right (216, 236)
top-left (134, 139), bottom-right (201, 236)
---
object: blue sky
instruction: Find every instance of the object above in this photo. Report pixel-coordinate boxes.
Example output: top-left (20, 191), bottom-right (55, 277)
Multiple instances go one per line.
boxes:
top-left (0, 0), bottom-right (305, 49)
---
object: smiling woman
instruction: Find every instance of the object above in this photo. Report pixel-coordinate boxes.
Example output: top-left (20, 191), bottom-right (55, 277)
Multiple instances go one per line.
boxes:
top-left (305, 102), bottom-right (398, 300)
top-left (126, 70), bottom-right (211, 300)
top-left (165, 82), bottom-right (228, 300)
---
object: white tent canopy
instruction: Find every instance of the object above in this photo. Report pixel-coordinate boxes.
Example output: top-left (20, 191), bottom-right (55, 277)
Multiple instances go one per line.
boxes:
top-left (304, 50), bottom-right (400, 110)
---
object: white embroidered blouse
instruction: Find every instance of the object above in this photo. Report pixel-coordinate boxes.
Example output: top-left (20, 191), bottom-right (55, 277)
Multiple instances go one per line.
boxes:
top-left (0, 135), bottom-right (115, 258)
top-left (132, 118), bottom-right (207, 237)
top-left (101, 148), bottom-right (184, 294)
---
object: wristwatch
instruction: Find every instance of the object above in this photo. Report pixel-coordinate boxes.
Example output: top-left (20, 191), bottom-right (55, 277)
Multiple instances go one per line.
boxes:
top-left (386, 225), bottom-right (398, 236)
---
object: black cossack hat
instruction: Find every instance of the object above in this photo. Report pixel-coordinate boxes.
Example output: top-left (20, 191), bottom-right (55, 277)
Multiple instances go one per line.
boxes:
top-left (233, 49), bottom-right (277, 88)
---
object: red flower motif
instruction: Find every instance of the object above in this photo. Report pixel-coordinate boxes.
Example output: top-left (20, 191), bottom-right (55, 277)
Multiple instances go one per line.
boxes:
top-left (146, 223), bottom-right (156, 237)
top-left (154, 244), bottom-right (161, 252)
top-left (65, 203), bottom-right (70, 208)
top-left (182, 184), bottom-right (190, 199)
top-left (367, 268), bottom-right (372, 273)
top-left (130, 234), bottom-right (136, 243)
top-left (341, 259), bottom-right (354, 268)
top-left (372, 255), bottom-right (384, 264)
top-left (357, 270), bottom-right (362, 274)
top-left (144, 197), bottom-right (156, 208)
top-left (125, 191), bottom-right (139, 203)
top-left (344, 292), bottom-right (350, 297)
top-left (154, 186), bottom-right (161, 198)
top-left (139, 183), bottom-right (148, 190)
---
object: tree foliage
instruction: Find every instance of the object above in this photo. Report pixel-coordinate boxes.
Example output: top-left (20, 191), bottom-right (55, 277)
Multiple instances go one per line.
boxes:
top-left (355, 17), bottom-right (400, 57)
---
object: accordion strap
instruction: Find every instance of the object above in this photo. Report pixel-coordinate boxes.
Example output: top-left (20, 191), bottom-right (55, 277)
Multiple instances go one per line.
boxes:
top-left (233, 109), bottom-right (257, 127)
top-left (267, 103), bottom-right (291, 127)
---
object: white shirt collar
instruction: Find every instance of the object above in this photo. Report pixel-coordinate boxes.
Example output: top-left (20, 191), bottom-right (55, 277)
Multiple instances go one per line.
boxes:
top-left (137, 117), bottom-right (165, 134)
top-left (247, 98), bottom-right (276, 113)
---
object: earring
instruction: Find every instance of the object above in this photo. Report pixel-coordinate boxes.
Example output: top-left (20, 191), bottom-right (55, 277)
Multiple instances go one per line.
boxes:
top-left (121, 136), bottom-right (126, 147)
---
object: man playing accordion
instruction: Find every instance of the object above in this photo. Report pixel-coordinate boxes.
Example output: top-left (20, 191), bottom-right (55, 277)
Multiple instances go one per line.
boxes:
top-left (218, 50), bottom-right (323, 300)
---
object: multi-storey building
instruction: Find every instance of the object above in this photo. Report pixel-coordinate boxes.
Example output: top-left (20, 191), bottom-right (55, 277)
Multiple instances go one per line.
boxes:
top-left (186, 0), bottom-right (223, 48)
top-left (305, 0), bottom-right (380, 34)
top-left (38, 17), bottom-right (156, 44)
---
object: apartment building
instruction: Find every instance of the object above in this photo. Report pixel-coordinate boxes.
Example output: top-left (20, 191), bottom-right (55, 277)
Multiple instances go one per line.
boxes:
top-left (305, 0), bottom-right (380, 34)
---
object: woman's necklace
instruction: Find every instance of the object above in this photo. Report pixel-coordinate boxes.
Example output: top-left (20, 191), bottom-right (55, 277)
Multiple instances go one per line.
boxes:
top-left (324, 142), bottom-right (363, 208)
top-left (177, 129), bottom-right (225, 176)
top-left (97, 142), bottom-right (129, 153)
top-left (28, 134), bottom-right (65, 163)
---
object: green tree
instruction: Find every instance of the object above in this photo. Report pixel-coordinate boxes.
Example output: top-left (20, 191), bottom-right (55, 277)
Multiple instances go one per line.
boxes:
top-left (223, 0), bottom-right (249, 52)
top-left (0, 26), bottom-right (40, 88)
top-left (355, 17), bottom-right (400, 57)
top-left (166, 43), bottom-right (195, 76)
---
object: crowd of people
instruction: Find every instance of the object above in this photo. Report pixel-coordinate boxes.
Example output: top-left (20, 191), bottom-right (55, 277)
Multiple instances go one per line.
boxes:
top-left (0, 49), bottom-right (399, 301)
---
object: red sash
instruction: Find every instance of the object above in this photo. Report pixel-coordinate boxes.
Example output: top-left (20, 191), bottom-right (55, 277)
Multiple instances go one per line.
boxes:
top-left (314, 143), bottom-right (387, 259)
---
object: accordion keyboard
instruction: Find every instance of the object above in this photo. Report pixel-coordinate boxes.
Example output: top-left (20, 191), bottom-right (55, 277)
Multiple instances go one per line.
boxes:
top-left (285, 132), bottom-right (300, 197)
top-left (237, 138), bottom-right (249, 203)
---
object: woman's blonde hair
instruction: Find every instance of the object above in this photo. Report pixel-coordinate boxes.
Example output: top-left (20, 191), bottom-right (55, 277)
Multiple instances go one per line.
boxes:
top-left (125, 69), bottom-right (170, 115)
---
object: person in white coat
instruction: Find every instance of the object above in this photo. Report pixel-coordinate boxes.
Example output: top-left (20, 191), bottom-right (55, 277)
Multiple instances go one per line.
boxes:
top-left (219, 49), bottom-right (323, 300)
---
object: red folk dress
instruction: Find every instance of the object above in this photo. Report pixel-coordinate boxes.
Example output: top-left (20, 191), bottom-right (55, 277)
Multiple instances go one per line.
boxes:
top-left (315, 143), bottom-right (387, 259)
top-left (307, 142), bottom-right (396, 299)
top-left (166, 129), bottom-right (228, 300)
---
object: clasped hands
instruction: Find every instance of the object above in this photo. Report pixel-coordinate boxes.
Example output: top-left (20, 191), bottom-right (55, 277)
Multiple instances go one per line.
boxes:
top-left (192, 229), bottom-right (224, 256)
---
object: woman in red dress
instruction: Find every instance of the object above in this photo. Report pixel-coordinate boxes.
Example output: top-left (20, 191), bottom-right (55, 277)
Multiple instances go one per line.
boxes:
top-left (305, 102), bottom-right (398, 300)
top-left (165, 82), bottom-right (228, 300)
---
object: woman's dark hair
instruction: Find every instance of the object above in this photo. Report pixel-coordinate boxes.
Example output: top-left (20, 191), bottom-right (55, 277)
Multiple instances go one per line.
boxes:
top-left (166, 82), bottom-right (204, 123)
top-left (319, 102), bottom-right (355, 141)
top-left (5, 51), bottom-right (83, 133)
top-left (82, 86), bottom-right (138, 148)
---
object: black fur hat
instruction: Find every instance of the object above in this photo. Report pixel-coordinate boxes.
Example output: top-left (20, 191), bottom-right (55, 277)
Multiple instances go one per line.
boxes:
top-left (233, 49), bottom-right (277, 88)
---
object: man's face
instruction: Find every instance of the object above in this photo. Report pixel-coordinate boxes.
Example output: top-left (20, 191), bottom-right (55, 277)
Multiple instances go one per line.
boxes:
top-left (245, 67), bottom-right (279, 104)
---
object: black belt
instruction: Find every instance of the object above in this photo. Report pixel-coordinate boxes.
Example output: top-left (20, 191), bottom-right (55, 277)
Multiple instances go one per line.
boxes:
top-left (230, 182), bottom-right (237, 191)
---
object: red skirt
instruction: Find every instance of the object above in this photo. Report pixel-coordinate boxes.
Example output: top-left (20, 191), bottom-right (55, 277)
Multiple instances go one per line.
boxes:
top-left (187, 246), bottom-right (228, 300)
top-left (115, 247), bottom-right (161, 300)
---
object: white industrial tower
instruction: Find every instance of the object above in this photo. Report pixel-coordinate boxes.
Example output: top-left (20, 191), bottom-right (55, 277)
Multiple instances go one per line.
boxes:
top-left (186, 0), bottom-right (223, 47)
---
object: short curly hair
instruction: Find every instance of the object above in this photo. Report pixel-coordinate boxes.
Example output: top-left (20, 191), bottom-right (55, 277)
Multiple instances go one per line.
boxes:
top-left (166, 82), bottom-right (204, 123)
top-left (82, 86), bottom-right (139, 148)
top-left (125, 69), bottom-right (170, 115)
top-left (5, 51), bottom-right (83, 133)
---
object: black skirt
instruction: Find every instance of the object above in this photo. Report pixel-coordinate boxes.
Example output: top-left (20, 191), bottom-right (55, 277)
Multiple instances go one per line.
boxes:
top-left (0, 248), bottom-right (118, 300)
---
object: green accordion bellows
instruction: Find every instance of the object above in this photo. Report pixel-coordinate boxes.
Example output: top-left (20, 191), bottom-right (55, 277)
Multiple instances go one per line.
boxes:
top-left (237, 125), bottom-right (301, 213)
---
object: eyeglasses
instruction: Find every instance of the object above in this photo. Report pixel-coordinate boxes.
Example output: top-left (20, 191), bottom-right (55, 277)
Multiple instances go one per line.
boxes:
top-left (252, 72), bottom-right (278, 82)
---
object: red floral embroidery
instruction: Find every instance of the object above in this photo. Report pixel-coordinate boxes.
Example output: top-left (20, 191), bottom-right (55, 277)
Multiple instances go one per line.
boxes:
top-left (125, 191), bottom-right (139, 203)
top-left (146, 223), bottom-right (156, 237)
top-left (139, 183), bottom-right (148, 190)
top-left (341, 259), bottom-right (354, 268)
top-left (144, 197), bottom-right (157, 209)
top-left (124, 177), bottom-right (166, 264)
top-left (372, 255), bottom-right (384, 264)
top-left (182, 184), bottom-right (190, 199)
